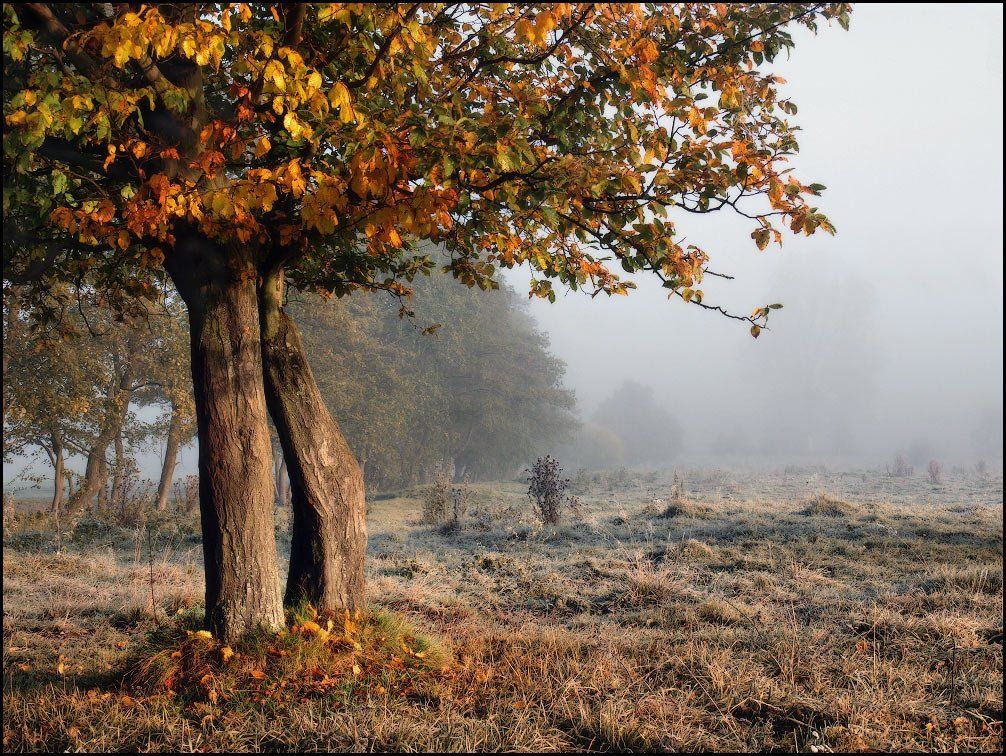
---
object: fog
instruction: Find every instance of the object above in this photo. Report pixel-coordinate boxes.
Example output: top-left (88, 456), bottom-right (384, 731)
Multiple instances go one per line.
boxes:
top-left (506, 3), bottom-right (1004, 466)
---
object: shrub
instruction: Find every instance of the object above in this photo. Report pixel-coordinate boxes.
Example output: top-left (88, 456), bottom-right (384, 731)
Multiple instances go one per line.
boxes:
top-left (421, 464), bottom-right (473, 529)
top-left (172, 475), bottom-right (199, 514)
top-left (420, 464), bottom-right (451, 524)
top-left (660, 472), bottom-right (709, 518)
top-left (927, 459), bottom-right (942, 485)
top-left (525, 455), bottom-right (579, 525)
top-left (889, 455), bottom-right (913, 477)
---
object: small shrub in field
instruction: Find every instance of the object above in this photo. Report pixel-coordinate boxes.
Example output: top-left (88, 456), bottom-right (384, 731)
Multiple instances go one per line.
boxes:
top-left (421, 464), bottom-right (473, 529)
top-left (421, 465), bottom-right (451, 524)
top-left (526, 455), bottom-right (579, 525)
top-left (172, 475), bottom-right (199, 514)
top-left (927, 459), bottom-right (942, 485)
top-left (889, 455), bottom-right (913, 477)
top-left (660, 472), bottom-right (709, 518)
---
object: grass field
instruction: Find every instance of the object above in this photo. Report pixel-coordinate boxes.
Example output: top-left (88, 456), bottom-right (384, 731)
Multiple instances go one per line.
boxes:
top-left (3, 466), bottom-right (1003, 752)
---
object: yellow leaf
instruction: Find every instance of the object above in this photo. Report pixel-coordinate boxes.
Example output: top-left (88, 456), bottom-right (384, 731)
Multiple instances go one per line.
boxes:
top-left (220, 646), bottom-right (235, 662)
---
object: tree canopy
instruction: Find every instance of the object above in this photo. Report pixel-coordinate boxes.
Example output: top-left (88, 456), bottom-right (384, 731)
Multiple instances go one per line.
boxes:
top-left (5, 2), bottom-right (846, 328)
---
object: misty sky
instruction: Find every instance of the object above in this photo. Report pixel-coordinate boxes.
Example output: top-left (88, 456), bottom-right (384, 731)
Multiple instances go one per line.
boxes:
top-left (4, 4), bottom-right (1003, 492)
top-left (505, 3), bottom-right (1004, 463)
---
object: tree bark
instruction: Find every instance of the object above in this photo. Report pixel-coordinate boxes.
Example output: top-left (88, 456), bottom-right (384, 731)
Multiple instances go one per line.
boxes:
top-left (154, 404), bottom-right (183, 511)
top-left (259, 270), bottom-right (367, 614)
top-left (275, 457), bottom-right (291, 507)
top-left (166, 230), bottom-right (284, 641)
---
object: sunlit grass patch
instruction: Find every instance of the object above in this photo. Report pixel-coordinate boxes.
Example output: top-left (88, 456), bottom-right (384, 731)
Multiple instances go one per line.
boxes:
top-left (125, 605), bottom-right (449, 707)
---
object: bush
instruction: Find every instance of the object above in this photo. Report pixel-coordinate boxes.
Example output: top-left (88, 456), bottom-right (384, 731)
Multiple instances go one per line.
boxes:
top-left (525, 455), bottom-right (579, 525)
top-left (927, 459), bottom-right (942, 485)
top-left (421, 463), bottom-right (473, 529)
top-left (172, 475), bottom-right (199, 514)
top-left (888, 455), bottom-right (913, 478)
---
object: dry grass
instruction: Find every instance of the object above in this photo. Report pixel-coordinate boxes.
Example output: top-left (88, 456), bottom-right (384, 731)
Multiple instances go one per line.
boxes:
top-left (3, 467), bottom-right (1003, 752)
top-left (799, 492), bottom-right (858, 517)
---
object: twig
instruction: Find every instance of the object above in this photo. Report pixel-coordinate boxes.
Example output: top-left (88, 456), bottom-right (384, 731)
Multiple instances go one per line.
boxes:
top-left (147, 523), bottom-right (160, 627)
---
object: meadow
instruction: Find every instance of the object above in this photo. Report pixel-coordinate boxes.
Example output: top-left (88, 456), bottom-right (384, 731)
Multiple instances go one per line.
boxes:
top-left (3, 465), bottom-right (1002, 752)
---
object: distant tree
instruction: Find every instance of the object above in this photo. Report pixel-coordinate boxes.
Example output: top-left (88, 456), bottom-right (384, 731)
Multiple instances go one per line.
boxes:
top-left (291, 268), bottom-right (576, 489)
top-left (4, 3), bottom-right (849, 639)
top-left (593, 381), bottom-right (682, 465)
top-left (561, 422), bottom-right (626, 471)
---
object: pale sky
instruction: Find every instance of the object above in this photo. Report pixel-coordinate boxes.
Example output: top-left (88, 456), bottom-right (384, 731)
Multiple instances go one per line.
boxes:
top-left (506, 3), bottom-right (1004, 463)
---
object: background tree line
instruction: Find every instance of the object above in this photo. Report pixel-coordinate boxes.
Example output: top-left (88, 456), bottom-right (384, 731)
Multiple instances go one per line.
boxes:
top-left (3, 269), bottom-right (580, 507)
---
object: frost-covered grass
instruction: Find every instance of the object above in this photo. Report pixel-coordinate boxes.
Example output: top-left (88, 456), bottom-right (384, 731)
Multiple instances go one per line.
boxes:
top-left (3, 466), bottom-right (1002, 752)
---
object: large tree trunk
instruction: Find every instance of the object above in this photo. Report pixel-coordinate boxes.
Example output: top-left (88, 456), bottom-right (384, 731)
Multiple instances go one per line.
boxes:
top-left (154, 404), bottom-right (183, 511)
top-left (260, 271), bottom-right (367, 614)
top-left (167, 231), bottom-right (284, 641)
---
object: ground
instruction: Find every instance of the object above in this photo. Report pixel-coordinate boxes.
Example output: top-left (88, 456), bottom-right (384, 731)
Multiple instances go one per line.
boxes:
top-left (3, 465), bottom-right (1003, 752)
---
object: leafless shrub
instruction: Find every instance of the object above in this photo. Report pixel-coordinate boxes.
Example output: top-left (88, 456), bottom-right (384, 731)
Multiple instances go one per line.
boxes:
top-left (421, 464), bottom-right (473, 529)
top-left (927, 459), bottom-right (943, 485)
top-left (112, 462), bottom-right (153, 527)
top-left (660, 472), bottom-right (710, 518)
top-left (526, 455), bottom-right (579, 525)
top-left (171, 475), bottom-right (199, 514)
top-left (888, 455), bottom-right (913, 477)
top-left (421, 464), bottom-right (451, 524)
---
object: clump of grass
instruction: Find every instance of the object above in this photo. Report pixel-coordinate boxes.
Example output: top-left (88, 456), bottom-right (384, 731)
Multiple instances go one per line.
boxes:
top-left (696, 597), bottom-right (744, 625)
top-left (800, 493), bottom-right (857, 517)
top-left (676, 538), bottom-right (717, 560)
top-left (125, 605), bottom-right (448, 705)
top-left (921, 564), bottom-right (1004, 596)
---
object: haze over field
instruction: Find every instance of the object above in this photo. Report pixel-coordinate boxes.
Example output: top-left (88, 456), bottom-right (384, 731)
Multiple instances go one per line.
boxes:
top-left (507, 3), bottom-right (1004, 463)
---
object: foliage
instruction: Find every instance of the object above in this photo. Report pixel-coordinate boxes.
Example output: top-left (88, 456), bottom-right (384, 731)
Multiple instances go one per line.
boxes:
top-left (4, 2), bottom-right (848, 326)
top-left (3, 287), bottom-right (191, 510)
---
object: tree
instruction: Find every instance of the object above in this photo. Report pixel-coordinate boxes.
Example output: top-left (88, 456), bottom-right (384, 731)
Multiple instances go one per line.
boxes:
top-left (593, 381), bottom-right (682, 465)
top-left (290, 264), bottom-right (576, 489)
top-left (4, 3), bottom-right (848, 640)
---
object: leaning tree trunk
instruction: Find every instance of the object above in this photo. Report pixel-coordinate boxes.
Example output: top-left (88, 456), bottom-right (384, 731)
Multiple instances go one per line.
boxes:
top-left (260, 270), bottom-right (367, 614)
top-left (154, 404), bottom-right (183, 511)
top-left (166, 232), bottom-right (284, 641)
